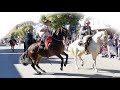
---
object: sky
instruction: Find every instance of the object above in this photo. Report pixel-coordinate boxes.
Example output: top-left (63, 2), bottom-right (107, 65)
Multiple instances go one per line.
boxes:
top-left (0, 12), bottom-right (120, 39)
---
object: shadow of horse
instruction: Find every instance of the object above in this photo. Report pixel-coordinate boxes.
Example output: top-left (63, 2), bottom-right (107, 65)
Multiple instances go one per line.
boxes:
top-left (51, 72), bottom-right (114, 78)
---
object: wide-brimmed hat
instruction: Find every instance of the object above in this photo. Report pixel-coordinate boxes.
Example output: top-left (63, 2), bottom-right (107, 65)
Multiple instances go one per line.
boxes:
top-left (85, 20), bottom-right (90, 24)
top-left (44, 20), bottom-right (51, 23)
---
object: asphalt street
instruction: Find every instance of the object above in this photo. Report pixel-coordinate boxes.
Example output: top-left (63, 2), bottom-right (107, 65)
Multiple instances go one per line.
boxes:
top-left (0, 44), bottom-right (120, 78)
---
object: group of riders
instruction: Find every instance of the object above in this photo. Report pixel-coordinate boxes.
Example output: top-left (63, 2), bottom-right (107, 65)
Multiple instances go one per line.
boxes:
top-left (9, 19), bottom-right (92, 54)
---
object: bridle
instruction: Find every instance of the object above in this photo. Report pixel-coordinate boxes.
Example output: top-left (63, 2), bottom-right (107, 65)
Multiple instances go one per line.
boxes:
top-left (52, 27), bottom-right (68, 42)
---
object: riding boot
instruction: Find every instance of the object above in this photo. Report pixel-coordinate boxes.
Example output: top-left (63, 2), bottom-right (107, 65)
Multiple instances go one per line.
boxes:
top-left (44, 44), bottom-right (49, 50)
top-left (85, 44), bottom-right (89, 55)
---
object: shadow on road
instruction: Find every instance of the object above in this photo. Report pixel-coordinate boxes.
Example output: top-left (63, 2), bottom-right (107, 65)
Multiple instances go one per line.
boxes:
top-left (51, 72), bottom-right (114, 78)
top-left (0, 48), bottom-right (24, 53)
top-left (98, 69), bottom-right (120, 74)
top-left (0, 48), bottom-right (24, 78)
top-left (39, 57), bottom-right (73, 64)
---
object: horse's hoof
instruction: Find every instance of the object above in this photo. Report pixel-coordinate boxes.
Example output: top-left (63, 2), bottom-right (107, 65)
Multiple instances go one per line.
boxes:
top-left (37, 72), bottom-right (42, 75)
top-left (42, 70), bottom-right (46, 73)
top-left (81, 64), bottom-right (84, 67)
top-left (64, 63), bottom-right (67, 67)
top-left (94, 69), bottom-right (98, 72)
top-left (60, 67), bottom-right (63, 71)
top-left (34, 72), bottom-right (42, 75)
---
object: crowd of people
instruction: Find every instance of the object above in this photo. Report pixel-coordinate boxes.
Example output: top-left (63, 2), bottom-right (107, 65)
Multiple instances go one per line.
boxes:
top-left (101, 33), bottom-right (120, 60)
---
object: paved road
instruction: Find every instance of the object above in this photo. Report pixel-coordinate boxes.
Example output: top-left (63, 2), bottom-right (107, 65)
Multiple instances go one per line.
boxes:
top-left (1, 44), bottom-right (120, 78)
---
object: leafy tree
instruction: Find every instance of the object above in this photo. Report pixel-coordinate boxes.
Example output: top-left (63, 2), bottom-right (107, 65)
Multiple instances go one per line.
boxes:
top-left (40, 12), bottom-right (84, 30)
top-left (6, 21), bottom-right (34, 40)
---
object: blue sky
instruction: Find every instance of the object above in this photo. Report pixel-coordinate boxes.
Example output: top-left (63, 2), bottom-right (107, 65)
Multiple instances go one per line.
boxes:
top-left (0, 12), bottom-right (120, 39)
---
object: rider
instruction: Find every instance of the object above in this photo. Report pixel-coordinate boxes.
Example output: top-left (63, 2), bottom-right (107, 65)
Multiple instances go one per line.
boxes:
top-left (10, 33), bottom-right (18, 45)
top-left (33, 19), bottom-right (52, 49)
top-left (79, 20), bottom-right (92, 54)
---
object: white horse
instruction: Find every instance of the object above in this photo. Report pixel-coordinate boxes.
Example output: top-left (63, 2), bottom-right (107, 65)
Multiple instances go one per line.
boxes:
top-left (68, 30), bottom-right (108, 72)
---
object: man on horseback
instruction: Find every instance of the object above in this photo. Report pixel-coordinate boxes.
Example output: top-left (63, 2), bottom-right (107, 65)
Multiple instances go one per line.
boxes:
top-left (10, 33), bottom-right (18, 45)
top-left (33, 19), bottom-right (52, 49)
top-left (79, 20), bottom-right (92, 54)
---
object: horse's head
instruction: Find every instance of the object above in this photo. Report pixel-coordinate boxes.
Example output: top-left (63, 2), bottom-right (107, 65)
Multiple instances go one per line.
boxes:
top-left (19, 53), bottom-right (31, 66)
top-left (60, 27), bottom-right (69, 39)
top-left (95, 30), bottom-right (108, 45)
top-left (52, 27), bottom-right (68, 41)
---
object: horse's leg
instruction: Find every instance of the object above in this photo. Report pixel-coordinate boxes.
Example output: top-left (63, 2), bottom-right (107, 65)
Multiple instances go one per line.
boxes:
top-left (61, 51), bottom-right (68, 67)
top-left (36, 59), bottom-right (46, 73)
top-left (31, 61), bottom-right (42, 74)
top-left (73, 49), bottom-right (80, 69)
top-left (11, 46), bottom-right (12, 50)
top-left (56, 54), bottom-right (64, 71)
top-left (74, 55), bottom-right (80, 69)
top-left (92, 54), bottom-right (98, 72)
top-left (13, 46), bottom-right (14, 52)
top-left (78, 54), bottom-right (84, 67)
top-left (11, 46), bottom-right (14, 52)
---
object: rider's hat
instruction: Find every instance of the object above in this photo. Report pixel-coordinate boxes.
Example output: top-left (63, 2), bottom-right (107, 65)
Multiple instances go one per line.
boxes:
top-left (44, 19), bottom-right (51, 23)
top-left (85, 20), bottom-right (90, 24)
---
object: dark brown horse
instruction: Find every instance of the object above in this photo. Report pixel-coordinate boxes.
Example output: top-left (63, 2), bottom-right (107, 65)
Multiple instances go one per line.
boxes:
top-left (9, 39), bottom-right (16, 52)
top-left (19, 27), bottom-right (69, 74)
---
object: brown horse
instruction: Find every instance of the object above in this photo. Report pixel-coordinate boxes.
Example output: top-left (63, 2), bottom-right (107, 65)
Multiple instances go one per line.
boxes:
top-left (9, 39), bottom-right (16, 52)
top-left (19, 27), bottom-right (69, 74)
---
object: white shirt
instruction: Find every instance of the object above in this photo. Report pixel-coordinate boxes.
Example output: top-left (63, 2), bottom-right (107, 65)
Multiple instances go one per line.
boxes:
top-left (32, 23), bottom-right (49, 37)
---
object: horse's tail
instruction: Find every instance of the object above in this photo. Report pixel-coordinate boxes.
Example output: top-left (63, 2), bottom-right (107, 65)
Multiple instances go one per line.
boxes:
top-left (19, 50), bottom-right (31, 65)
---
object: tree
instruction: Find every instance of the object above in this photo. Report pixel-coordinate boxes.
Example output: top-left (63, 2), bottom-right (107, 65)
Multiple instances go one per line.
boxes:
top-left (6, 21), bottom-right (34, 40)
top-left (40, 12), bottom-right (84, 30)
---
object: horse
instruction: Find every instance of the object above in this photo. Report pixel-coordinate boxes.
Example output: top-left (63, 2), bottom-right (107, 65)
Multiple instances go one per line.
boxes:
top-left (68, 30), bottom-right (108, 72)
top-left (9, 39), bottom-right (16, 52)
top-left (19, 27), bottom-right (69, 74)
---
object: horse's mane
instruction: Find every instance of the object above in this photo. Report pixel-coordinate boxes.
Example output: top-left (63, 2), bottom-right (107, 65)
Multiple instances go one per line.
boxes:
top-left (94, 30), bottom-right (107, 36)
top-left (93, 30), bottom-right (107, 42)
